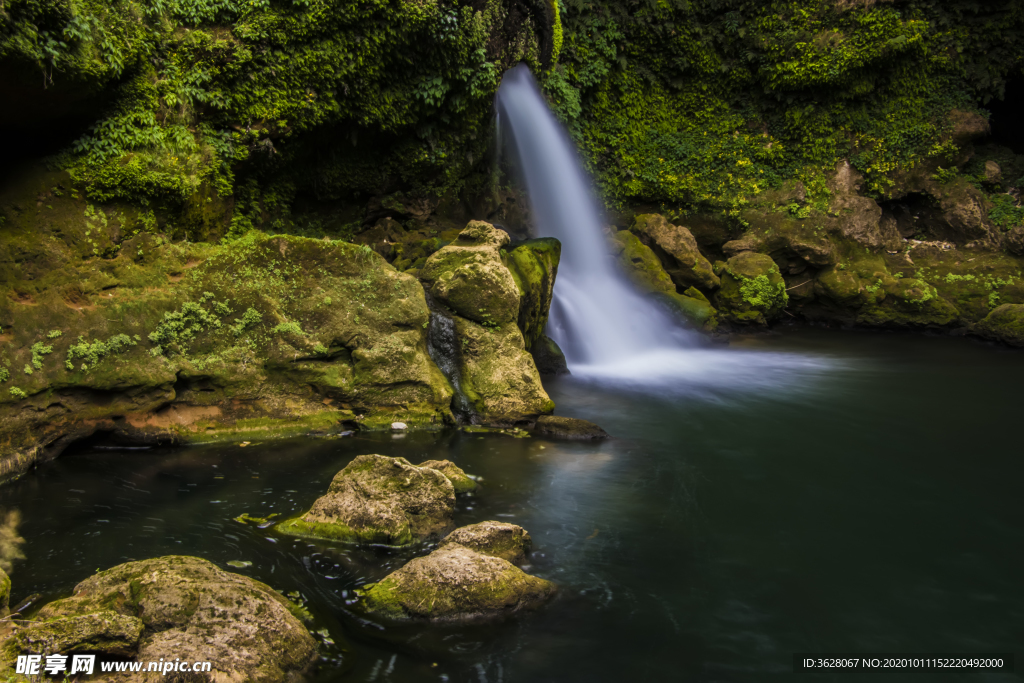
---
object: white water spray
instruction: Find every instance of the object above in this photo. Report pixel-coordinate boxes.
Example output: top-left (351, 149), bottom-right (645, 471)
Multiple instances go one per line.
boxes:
top-left (495, 65), bottom-right (832, 392)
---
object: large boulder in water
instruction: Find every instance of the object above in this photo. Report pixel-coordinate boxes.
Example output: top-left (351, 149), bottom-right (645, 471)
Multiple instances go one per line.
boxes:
top-left (630, 214), bottom-right (720, 291)
top-left (421, 221), bottom-right (555, 424)
top-left (356, 526), bottom-right (555, 622)
top-left (1, 556), bottom-right (316, 682)
top-left (714, 252), bottom-right (789, 326)
top-left (277, 454), bottom-right (456, 545)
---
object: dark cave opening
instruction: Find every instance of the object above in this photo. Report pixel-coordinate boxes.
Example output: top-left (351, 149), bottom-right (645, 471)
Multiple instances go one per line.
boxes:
top-left (987, 76), bottom-right (1024, 155)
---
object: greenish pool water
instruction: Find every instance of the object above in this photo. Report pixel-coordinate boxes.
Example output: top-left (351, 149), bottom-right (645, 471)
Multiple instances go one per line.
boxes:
top-left (2, 328), bottom-right (1021, 682)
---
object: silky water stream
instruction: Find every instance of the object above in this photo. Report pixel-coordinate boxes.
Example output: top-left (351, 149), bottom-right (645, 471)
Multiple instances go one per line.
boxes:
top-left (2, 329), bottom-right (1021, 682)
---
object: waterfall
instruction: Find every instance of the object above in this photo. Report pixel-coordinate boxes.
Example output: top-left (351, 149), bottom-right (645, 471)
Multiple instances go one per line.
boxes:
top-left (496, 65), bottom-right (694, 368)
top-left (495, 65), bottom-right (832, 393)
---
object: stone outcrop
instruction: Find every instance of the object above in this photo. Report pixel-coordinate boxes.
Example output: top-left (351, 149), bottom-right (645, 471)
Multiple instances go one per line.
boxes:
top-left (356, 523), bottom-right (555, 622)
top-left (0, 174), bottom-right (459, 481)
top-left (610, 229), bottom-right (719, 330)
top-left (630, 214), bottom-right (720, 291)
top-left (421, 222), bottom-right (554, 424)
top-left (505, 237), bottom-right (561, 351)
top-left (277, 454), bottom-right (455, 545)
top-left (0, 556), bottom-right (316, 682)
top-left (714, 252), bottom-right (789, 326)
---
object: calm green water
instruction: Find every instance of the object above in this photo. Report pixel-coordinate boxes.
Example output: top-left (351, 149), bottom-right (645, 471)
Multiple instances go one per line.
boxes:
top-left (2, 328), bottom-right (1021, 682)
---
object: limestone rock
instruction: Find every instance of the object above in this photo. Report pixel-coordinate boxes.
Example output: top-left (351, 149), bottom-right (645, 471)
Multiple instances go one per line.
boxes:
top-left (715, 252), bottom-right (789, 326)
top-left (6, 556), bottom-right (316, 682)
top-left (534, 415), bottom-right (609, 440)
top-left (829, 195), bottom-right (901, 251)
top-left (1007, 226), bottom-right (1024, 256)
top-left (278, 454), bottom-right (455, 545)
top-left (611, 230), bottom-right (720, 330)
top-left (356, 543), bottom-right (555, 622)
top-left (505, 238), bottom-right (561, 351)
top-left (630, 214), bottom-right (720, 291)
top-left (452, 318), bottom-right (555, 424)
top-left (937, 184), bottom-right (994, 243)
top-left (421, 221), bottom-right (521, 324)
top-left (419, 459), bottom-right (478, 493)
top-left (2, 611), bottom-right (144, 661)
top-left (985, 160), bottom-right (1003, 184)
top-left (976, 304), bottom-right (1024, 347)
top-left (439, 521), bottom-right (532, 564)
top-left (421, 222), bottom-right (555, 424)
top-left (531, 335), bottom-right (570, 376)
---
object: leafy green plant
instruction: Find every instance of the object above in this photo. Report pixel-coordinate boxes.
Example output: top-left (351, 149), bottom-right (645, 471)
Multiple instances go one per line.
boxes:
top-left (66, 334), bottom-right (138, 371)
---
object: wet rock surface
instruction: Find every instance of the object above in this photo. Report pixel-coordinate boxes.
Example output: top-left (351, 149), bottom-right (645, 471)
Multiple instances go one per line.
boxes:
top-left (419, 459), bottom-right (478, 493)
top-left (1, 556), bottom-right (316, 682)
top-left (278, 454), bottom-right (456, 545)
top-left (533, 415), bottom-right (610, 440)
top-left (356, 539), bottom-right (555, 622)
top-left (438, 521), bottom-right (532, 564)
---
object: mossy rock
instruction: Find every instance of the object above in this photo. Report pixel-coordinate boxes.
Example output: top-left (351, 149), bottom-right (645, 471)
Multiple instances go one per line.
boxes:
top-left (10, 556), bottom-right (316, 682)
top-left (505, 238), bottom-right (561, 351)
top-left (438, 522), bottom-right (532, 564)
top-left (1, 611), bottom-right (144, 664)
top-left (0, 568), bottom-right (8, 614)
top-left (533, 415), bottom-right (609, 440)
top-left (277, 454), bottom-right (455, 546)
top-left (420, 222), bottom-right (521, 325)
top-left (356, 543), bottom-right (556, 622)
top-left (975, 304), bottom-right (1024, 347)
top-left (0, 206), bottom-right (455, 481)
top-left (418, 459), bottom-right (478, 494)
top-left (531, 334), bottom-right (570, 376)
top-left (611, 230), bottom-right (720, 330)
top-left (715, 252), bottom-right (789, 326)
top-left (452, 318), bottom-right (555, 425)
top-left (610, 229), bottom-right (676, 296)
top-left (631, 214), bottom-right (720, 290)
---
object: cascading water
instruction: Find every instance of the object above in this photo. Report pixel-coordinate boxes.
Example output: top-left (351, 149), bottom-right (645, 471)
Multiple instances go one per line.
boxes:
top-left (495, 65), bottom-right (832, 393)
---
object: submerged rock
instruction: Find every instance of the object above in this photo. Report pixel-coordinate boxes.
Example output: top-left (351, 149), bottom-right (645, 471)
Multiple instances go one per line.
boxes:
top-left (356, 541), bottom-right (555, 622)
top-left (277, 454), bottom-right (455, 545)
top-left (976, 304), bottom-right (1024, 347)
top-left (533, 415), bottom-right (610, 440)
top-left (419, 459), bottom-right (478, 493)
top-left (438, 521), bottom-right (532, 564)
top-left (1, 556), bottom-right (316, 682)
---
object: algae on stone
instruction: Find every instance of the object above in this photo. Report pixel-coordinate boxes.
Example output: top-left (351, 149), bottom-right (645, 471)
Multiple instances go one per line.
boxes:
top-left (421, 222), bottom-right (555, 424)
top-left (438, 521), bottom-right (532, 564)
top-left (715, 252), bottom-right (789, 326)
top-left (356, 542), bottom-right (555, 622)
top-left (419, 459), bottom-right (478, 494)
top-left (2, 556), bottom-right (316, 682)
top-left (277, 454), bottom-right (455, 545)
